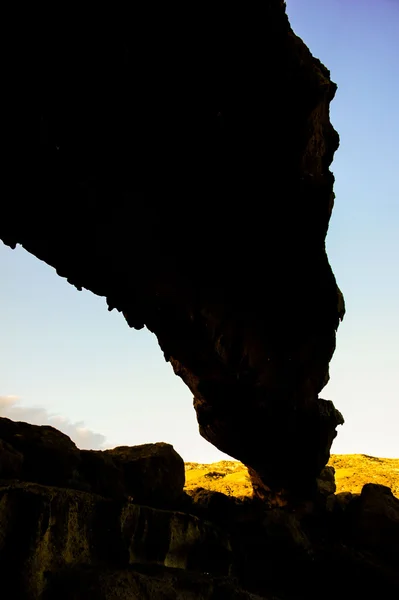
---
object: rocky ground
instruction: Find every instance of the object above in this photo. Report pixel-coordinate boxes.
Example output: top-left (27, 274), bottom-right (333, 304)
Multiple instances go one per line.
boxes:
top-left (1, 416), bottom-right (399, 599)
top-left (185, 455), bottom-right (399, 499)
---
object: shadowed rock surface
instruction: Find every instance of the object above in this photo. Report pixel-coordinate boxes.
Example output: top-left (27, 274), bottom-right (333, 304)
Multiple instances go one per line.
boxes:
top-left (0, 417), bottom-right (81, 488)
top-left (42, 567), bottom-right (268, 600)
top-left (0, 482), bottom-right (232, 598)
top-left (350, 483), bottom-right (399, 564)
top-left (5, 0), bottom-right (395, 596)
top-left (0, 418), bottom-right (185, 507)
top-left (104, 443), bottom-right (185, 508)
top-left (0, 418), bottom-right (398, 599)
top-left (2, 0), bottom-right (344, 502)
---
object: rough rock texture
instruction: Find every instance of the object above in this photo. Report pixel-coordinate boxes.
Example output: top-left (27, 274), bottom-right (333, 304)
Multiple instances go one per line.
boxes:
top-left (79, 449), bottom-right (125, 499)
top-left (105, 443), bottom-right (185, 508)
top-left (1, 0), bottom-right (344, 500)
top-left (43, 567), bottom-right (268, 600)
top-left (349, 483), bottom-right (399, 564)
top-left (1, 420), bottom-right (398, 599)
top-left (121, 503), bottom-right (231, 574)
top-left (0, 418), bottom-right (185, 507)
top-left (0, 483), bottom-right (232, 599)
top-left (0, 417), bottom-right (81, 488)
top-left (0, 483), bottom-right (123, 597)
top-left (0, 438), bottom-right (24, 479)
top-left (316, 465), bottom-right (336, 496)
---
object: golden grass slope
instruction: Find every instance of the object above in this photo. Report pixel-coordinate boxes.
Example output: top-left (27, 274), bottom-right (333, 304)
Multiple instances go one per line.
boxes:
top-left (184, 455), bottom-right (399, 499)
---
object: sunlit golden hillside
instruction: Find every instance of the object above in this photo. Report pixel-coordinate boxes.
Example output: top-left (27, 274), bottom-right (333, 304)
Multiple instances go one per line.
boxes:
top-left (184, 454), bottom-right (399, 499)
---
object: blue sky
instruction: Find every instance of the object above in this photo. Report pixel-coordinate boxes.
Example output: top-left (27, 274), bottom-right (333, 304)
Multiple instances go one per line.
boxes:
top-left (1, 0), bottom-right (398, 460)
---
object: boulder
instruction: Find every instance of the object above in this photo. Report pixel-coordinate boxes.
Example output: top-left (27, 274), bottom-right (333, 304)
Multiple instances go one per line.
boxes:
top-left (0, 419), bottom-right (185, 508)
top-left (0, 417), bottom-right (81, 487)
top-left (351, 483), bottom-right (399, 564)
top-left (185, 486), bottom-right (243, 525)
top-left (316, 466), bottom-right (336, 497)
top-left (230, 507), bottom-right (313, 599)
top-left (262, 509), bottom-right (311, 555)
top-left (79, 449), bottom-right (125, 499)
top-left (326, 491), bottom-right (355, 514)
top-left (105, 443), bottom-right (185, 508)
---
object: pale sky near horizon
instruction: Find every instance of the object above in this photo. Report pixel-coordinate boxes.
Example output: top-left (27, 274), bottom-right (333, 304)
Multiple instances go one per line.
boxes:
top-left (1, 0), bottom-right (398, 461)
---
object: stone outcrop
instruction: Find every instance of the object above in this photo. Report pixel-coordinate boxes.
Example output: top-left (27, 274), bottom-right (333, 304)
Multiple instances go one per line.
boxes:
top-left (0, 482), bottom-right (232, 598)
top-left (0, 438), bottom-right (24, 479)
top-left (0, 417), bottom-right (81, 488)
top-left (0, 419), bottom-right (232, 598)
top-left (1, 0), bottom-right (344, 500)
top-left (79, 449), bottom-right (126, 499)
top-left (349, 483), bottom-right (399, 564)
top-left (0, 418), bottom-right (185, 507)
top-left (0, 483), bottom-right (123, 597)
top-left (42, 567), bottom-right (266, 600)
top-left (104, 444), bottom-right (185, 508)
top-left (1, 418), bottom-right (399, 598)
top-left (316, 465), bottom-right (336, 497)
top-left (121, 503), bottom-right (231, 574)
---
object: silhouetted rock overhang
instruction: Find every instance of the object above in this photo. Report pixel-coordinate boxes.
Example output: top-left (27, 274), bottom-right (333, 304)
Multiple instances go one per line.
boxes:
top-left (1, 1), bottom-right (345, 502)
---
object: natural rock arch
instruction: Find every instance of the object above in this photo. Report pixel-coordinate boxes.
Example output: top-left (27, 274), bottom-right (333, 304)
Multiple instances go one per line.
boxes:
top-left (2, 1), bottom-right (344, 503)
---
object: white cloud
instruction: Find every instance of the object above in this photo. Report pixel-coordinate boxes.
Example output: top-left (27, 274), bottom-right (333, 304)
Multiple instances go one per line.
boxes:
top-left (0, 395), bottom-right (107, 450)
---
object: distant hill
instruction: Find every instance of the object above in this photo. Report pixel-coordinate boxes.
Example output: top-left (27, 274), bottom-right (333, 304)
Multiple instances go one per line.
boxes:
top-left (328, 454), bottom-right (399, 497)
top-left (184, 454), bottom-right (399, 499)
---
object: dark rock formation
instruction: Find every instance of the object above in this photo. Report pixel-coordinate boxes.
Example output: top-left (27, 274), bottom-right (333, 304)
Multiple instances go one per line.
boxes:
top-left (105, 443), bottom-right (185, 508)
top-left (2, 2), bottom-right (344, 499)
top-left (185, 487), bottom-right (240, 524)
top-left (0, 418), bottom-right (185, 507)
top-left (0, 482), bottom-right (232, 598)
top-left (326, 490), bottom-right (356, 514)
top-left (0, 417), bottom-right (81, 488)
top-left (0, 439), bottom-right (24, 479)
top-left (316, 465), bottom-right (336, 497)
top-left (121, 503), bottom-right (231, 574)
top-left (1, 419), bottom-right (398, 599)
top-left (43, 566), bottom-right (266, 600)
top-left (0, 482), bottom-right (123, 597)
top-left (349, 483), bottom-right (399, 565)
top-left (79, 449), bottom-right (126, 499)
